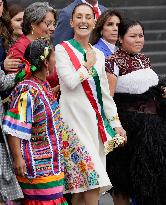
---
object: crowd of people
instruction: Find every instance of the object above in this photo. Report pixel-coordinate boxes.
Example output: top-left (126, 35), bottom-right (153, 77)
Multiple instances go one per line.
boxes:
top-left (0, 0), bottom-right (166, 205)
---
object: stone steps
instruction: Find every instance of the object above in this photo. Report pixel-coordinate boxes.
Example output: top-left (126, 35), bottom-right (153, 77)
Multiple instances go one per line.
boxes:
top-left (107, 0), bottom-right (166, 7)
top-left (110, 1), bottom-right (166, 74)
top-left (143, 40), bottom-right (166, 52)
top-left (142, 20), bottom-right (166, 31)
top-left (144, 30), bottom-right (166, 41)
top-left (144, 51), bottom-right (166, 64)
top-left (152, 62), bottom-right (166, 74)
top-left (114, 6), bottom-right (166, 21)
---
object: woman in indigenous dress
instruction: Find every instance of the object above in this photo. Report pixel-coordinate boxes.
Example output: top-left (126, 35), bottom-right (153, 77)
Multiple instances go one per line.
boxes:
top-left (55, 3), bottom-right (126, 205)
top-left (90, 10), bottom-right (122, 96)
top-left (3, 38), bottom-right (67, 205)
top-left (106, 18), bottom-right (166, 205)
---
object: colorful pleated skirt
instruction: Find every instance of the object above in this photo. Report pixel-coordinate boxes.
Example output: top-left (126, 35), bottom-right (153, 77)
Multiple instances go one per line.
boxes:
top-left (17, 173), bottom-right (68, 205)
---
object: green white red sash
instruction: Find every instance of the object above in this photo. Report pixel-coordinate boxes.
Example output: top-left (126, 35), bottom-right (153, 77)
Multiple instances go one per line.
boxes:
top-left (60, 39), bottom-right (123, 154)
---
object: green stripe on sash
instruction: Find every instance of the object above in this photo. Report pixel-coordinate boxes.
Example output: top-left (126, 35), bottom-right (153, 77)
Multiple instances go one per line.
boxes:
top-left (68, 39), bottom-right (115, 138)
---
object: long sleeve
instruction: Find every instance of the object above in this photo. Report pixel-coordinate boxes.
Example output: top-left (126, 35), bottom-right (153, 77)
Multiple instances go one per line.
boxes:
top-left (6, 35), bottom-right (30, 72)
top-left (55, 44), bottom-right (90, 90)
top-left (0, 68), bottom-right (15, 91)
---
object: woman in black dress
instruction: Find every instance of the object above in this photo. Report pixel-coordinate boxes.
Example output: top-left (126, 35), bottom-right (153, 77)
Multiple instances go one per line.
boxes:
top-left (106, 18), bottom-right (166, 205)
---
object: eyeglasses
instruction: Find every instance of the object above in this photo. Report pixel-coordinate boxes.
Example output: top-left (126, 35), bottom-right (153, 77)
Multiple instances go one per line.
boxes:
top-left (42, 20), bottom-right (57, 28)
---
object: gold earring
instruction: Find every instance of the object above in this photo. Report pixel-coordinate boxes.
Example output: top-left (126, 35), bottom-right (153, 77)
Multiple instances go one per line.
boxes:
top-left (31, 28), bottom-right (34, 35)
top-left (46, 70), bottom-right (49, 76)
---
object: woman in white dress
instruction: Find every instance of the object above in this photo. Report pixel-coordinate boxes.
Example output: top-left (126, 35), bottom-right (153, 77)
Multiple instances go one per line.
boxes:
top-left (55, 3), bottom-right (126, 205)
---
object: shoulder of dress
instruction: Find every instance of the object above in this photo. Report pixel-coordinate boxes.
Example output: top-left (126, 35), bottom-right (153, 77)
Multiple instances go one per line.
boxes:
top-left (14, 82), bottom-right (39, 96)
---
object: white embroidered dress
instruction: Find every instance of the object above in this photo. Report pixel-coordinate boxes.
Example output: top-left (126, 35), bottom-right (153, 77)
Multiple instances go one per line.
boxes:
top-left (55, 41), bottom-right (121, 194)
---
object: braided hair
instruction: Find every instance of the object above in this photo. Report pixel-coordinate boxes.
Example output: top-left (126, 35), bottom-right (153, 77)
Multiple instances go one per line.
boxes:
top-left (24, 37), bottom-right (53, 70)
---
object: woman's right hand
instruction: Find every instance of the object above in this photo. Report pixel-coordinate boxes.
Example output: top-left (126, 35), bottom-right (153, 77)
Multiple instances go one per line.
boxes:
top-left (13, 156), bottom-right (26, 177)
top-left (84, 49), bottom-right (96, 70)
top-left (4, 54), bottom-right (22, 72)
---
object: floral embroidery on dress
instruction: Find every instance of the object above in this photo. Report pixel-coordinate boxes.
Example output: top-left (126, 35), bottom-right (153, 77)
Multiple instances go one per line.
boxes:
top-left (61, 123), bottom-right (100, 192)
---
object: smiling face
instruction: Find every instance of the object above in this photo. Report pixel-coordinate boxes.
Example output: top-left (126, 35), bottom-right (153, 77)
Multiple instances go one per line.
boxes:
top-left (32, 11), bottom-right (55, 38)
top-left (120, 24), bottom-right (144, 54)
top-left (11, 11), bottom-right (24, 36)
top-left (102, 15), bottom-right (120, 44)
top-left (71, 4), bottom-right (95, 39)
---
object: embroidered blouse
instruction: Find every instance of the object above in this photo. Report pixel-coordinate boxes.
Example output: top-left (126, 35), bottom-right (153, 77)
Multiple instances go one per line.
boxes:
top-left (105, 49), bottom-right (159, 94)
top-left (3, 77), bottom-right (62, 178)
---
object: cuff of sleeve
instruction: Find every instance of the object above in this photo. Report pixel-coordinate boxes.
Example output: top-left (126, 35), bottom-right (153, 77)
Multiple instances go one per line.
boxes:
top-left (110, 120), bottom-right (122, 128)
top-left (79, 66), bottom-right (90, 82)
top-left (109, 115), bottom-right (122, 128)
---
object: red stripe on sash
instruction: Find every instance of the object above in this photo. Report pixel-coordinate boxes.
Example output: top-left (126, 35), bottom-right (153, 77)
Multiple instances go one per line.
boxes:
top-left (60, 42), bottom-right (107, 143)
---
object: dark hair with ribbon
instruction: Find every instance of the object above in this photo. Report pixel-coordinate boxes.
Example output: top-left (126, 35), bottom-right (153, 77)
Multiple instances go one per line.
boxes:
top-left (71, 3), bottom-right (95, 20)
top-left (15, 37), bottom-right (53, 82)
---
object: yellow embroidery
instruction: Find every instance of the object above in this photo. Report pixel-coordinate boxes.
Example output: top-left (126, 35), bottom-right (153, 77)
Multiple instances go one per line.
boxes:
top-left (111, 115), bottom-right (119, 121)
top-left (88, 67), bottom-right (96, 77)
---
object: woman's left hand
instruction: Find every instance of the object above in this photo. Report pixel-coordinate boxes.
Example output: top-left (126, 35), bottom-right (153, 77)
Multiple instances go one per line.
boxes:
top-left (114, 127), bottom-right (127, 144)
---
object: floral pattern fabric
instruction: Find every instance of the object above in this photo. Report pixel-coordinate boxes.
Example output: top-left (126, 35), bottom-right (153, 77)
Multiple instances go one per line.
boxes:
top-left (62, 124), bottom-right (99, 192)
